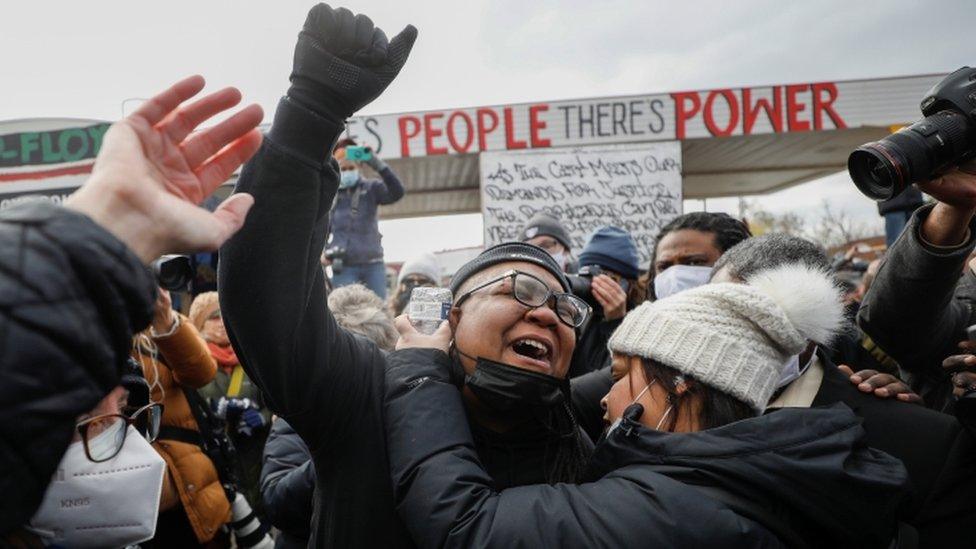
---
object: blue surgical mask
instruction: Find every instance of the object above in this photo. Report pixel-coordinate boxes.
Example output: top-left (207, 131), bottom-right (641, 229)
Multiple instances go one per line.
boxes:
top-left (339, 170), bottom-right (359, 189)
top-left (653, 265), bottom-right (713, 300)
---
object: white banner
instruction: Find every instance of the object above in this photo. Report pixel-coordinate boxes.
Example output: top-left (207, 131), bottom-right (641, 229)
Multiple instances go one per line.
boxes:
top-left (480, 142), bottom-right (683, 265)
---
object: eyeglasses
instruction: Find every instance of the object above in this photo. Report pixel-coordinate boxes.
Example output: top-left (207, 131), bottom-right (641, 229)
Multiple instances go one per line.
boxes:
top-left (455, 270), bottom-right (591, 328)
top-left (75, 402), bottom-right (164, 463)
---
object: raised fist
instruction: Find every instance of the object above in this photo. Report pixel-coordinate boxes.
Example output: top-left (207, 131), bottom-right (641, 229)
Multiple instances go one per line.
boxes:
top-left (289, 4), bottom-right (418, 120)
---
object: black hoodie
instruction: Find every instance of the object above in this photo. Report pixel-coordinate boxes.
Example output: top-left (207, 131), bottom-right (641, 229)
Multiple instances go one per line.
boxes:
top-left (384, 348), bottom-right (912, 549)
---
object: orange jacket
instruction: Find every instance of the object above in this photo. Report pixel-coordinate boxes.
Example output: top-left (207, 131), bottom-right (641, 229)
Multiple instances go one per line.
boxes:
top-left (133, 315), bottom-right (231, 543)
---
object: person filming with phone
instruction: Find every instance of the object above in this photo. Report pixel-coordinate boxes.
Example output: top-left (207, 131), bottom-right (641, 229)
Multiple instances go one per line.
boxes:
top-left (325, 137), bottom-right (404, 298)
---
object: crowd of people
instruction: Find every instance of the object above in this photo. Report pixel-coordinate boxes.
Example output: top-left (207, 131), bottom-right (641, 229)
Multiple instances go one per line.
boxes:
top-left (1, 4), bottom-right (975, 549)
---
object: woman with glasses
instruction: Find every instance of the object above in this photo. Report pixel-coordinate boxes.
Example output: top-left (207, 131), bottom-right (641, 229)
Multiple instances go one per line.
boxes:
top-left (18, 386), bottom-right (167, 548)
top-left (191, 291), bottom-right (271, 525)
top-left (127, 288), bottom-right (236, 548)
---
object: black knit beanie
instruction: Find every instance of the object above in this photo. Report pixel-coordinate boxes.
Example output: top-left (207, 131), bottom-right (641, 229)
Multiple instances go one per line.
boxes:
top-left (520, 212), bottom-right (573, 251)
top-left (450, 242), bottom-right (571, 295)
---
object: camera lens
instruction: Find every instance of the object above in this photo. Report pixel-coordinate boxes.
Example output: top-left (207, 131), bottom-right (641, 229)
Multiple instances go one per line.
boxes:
top-left (849, 110), bottom-right (974, 202)
top-left (848, 145), bottom-right (905, 201)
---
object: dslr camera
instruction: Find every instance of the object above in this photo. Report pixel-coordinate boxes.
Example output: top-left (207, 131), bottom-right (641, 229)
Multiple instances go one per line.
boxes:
top-left (151, 254), bottom-right (193, 291)
top-left (849, 66), bottom-right (976, 200)
top-left (323, 246), bottom-right (347, 274)
top-left (567, 265), bottom-right (630, 313)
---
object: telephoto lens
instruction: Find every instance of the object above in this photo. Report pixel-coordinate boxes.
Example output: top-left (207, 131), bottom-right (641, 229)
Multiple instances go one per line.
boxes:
top-left (848, 66), bottom-right (976, 201)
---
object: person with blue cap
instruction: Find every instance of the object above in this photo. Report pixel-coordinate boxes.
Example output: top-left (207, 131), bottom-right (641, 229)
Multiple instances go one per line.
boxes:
top-left (569, 226), bottom-right (643, 378)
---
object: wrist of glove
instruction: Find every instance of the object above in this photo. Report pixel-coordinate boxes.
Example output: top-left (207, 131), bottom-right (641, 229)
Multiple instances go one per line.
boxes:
top-left (287, 4), bottom-right (417, 121)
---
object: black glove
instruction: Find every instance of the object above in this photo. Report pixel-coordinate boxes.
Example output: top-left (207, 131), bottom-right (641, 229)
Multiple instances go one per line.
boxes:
top-left (289, 4), bottom-right (418, 121)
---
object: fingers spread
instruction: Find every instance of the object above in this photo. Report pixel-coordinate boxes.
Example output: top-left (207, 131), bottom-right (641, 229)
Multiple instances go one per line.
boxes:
top-left (183, 103), bottom-right (264, 168)
top-left (159, 87), bottom-right (243, 144)
top-left (193, 128), bottom-right (263, 192)
top-left (131, 75), bottom-right (206, 126)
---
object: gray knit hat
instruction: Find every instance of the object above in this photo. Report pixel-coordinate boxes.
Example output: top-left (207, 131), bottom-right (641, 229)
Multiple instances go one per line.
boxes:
top-left (608, 264), bottom-right (844, 412)
top-left (398, 252), bottom-right (442, 285)
top-left (521, 212), bottom-right (572, 251)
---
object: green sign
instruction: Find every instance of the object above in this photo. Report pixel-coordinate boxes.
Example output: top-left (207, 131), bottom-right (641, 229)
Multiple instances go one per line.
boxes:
top-left (0, 123), bottom-right (110, 169)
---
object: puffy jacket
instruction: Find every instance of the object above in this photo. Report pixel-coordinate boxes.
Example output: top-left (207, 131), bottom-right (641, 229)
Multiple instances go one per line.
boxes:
top-left (0, 202), bottom-right (155, 534)
top-left (326, 167), bottom-right (404, 264)
top-left (384, 348), bottom-right (912, 549)
top-left (858, 203), bottom-right (976, 412)
top-left (134, 315), bottom-right (230, 542)
top-left (260, 418), bottom-right (314, 549)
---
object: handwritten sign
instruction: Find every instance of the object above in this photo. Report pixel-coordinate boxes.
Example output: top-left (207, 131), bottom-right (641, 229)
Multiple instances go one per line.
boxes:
top-left (480, 142), bottom-right (682, 265)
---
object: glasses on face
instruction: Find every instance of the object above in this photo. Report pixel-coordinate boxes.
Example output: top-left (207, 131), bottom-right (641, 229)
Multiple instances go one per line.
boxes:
top-left (75, 402), bottom-right (163, 463)
top-left (455, 270), bottom-right (591, 328)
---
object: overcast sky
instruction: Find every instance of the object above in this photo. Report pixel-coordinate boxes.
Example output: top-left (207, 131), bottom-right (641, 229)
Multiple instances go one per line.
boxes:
top-left (3, 0), bottom-right (974, 261)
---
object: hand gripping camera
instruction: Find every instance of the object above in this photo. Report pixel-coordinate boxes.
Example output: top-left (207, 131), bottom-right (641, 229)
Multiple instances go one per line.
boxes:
top-left (849, 67), bottom-right (976, 201)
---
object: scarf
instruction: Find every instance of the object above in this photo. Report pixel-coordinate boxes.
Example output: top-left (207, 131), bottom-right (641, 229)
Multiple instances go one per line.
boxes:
top-left (207, 341), bottom-right (239, 372)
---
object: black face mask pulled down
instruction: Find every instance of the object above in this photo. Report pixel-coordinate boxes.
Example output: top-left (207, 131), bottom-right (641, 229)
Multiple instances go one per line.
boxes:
top-left (453, 347), bottom-right (590, 484)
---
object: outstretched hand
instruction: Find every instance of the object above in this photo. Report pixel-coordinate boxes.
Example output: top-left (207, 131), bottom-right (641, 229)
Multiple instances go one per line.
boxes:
top-left (289, 4), bottom-right (418, 120)
top-left (66, 75), bottom-right (264, 263)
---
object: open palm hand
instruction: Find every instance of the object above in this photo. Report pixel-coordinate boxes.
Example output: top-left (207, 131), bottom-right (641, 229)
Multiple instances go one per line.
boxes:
top-left (67, 75), bottom-right (263, 262)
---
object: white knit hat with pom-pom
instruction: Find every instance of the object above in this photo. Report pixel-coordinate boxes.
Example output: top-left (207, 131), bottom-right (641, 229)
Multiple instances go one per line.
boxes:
top-left (608, 264), bottom-right (844, 412)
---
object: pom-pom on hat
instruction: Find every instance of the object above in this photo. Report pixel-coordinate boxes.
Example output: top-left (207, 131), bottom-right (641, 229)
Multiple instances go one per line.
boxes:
top-left (608, 264), bottom-right (844, 412)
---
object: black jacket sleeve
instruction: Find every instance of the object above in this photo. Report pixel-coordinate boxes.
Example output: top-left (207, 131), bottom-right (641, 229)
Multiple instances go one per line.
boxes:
top-left (0, 202), bottom-right (155, 534)
top-left (218, 97), bottom-right (388, 453)
top-left (858, 204), bottom-right (976, 381)
top-left (383, 349), bottom-right (773, 549)
top-left (260, 418), bottom-right (315, 538)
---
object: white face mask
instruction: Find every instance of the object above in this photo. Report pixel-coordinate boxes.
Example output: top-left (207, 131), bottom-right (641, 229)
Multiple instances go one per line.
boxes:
top-left (550, 251), bottom-right (567, 269)
top-left (28, 425), bottom-right (166, 548)
top-left (777, 350), bottom-right (816, 388)
top-left (653, 265), bottom-right (714, 300)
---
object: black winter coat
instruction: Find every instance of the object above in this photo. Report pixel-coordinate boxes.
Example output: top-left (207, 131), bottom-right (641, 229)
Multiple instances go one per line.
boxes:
top-left (384, 348), bottom-right (912, 549)
top-left (260, 418), bottom-right (314, 549)
top-left (567, 315), bottom-right (619, 378)
top-left (812, 355), bottom-right (976, 547)
top-left (858, 204), bottom-right (976, 411)
top-left (0, 202), bottom-right (155, 534)
top-left (219, 97), bottom-right (583, 548)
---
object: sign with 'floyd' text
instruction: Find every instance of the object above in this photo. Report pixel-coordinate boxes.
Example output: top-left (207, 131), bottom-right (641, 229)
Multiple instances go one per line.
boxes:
top-left (480, 143), bottom-right (682, 265)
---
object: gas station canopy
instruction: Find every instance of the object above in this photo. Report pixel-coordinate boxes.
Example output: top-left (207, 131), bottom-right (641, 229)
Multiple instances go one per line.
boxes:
top-left (0, 73), bottom-right (945, 216)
